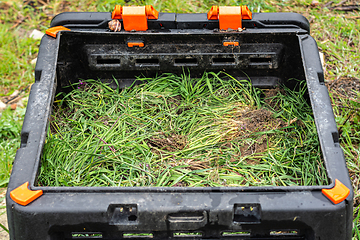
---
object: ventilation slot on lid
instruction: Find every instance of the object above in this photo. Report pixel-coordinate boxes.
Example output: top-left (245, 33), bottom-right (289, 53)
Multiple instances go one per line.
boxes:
top-left (123, 233), bottom-right (153, 238)
top-left (97, 58), bottom-right (120, 65)
top-left (212, 57), bottom-right (235, 65)
top-left (249, 56), bottom-right (273, 68)
top-left (174, 58), bottom-right (198, 66)
top-left (173, 232), bottom-right (202, 237)
top-left (71, 232), bottom-right (103, 239)
top-left (222, 231), bottom-right (250, 237)
top-left (270, 230), bottom-right (299, 236)
top-left (250, 57), bottom-right (271, 63)
top-left (136, 58), bottom-right (159, 66)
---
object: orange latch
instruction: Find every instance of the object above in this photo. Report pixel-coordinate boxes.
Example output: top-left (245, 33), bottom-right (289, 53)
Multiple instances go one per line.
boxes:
top-left (112, 5), bottom-right (123, 19)
top-left (45, 26), bottom-right (71, 38)
top-left (112, 5), bottom-right (159, 31)
top-left (145, 5), bottom-right (159, 19)
top-left (207, 6), bottom-right (219, 20)
top-left (223, 41), bottom-right (239, 46)
top-left (127, 42), bottom-right (145, 47)
top-left (322, 179), bottom-right (350, 204)
top-left (207, 5), bottom-right (252, 30)
top-left (241, 6), bottom-right (252, 19)
top-left (10, 182), bottom-right (43, 206)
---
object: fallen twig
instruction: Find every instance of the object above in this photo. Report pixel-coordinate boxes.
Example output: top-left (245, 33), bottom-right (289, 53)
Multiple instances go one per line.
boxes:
top-left (9, 17), bottom-right (26, 30)
top-left (334, 0), bottom-right (348, 7)
top-left (346, 15), bottom-right (360, 19)
top-left (323, 1), bottom-right (334, 8)
top-left (4, 85), bottom-right (30, 104)
top-left (329, 5), bottom-right (359, 11)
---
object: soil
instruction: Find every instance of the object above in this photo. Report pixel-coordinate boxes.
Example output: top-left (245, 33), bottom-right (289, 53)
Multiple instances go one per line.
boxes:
top-left (327, 77), bottom-right (360, 100)
top-left (235, 107), bottom-right (285, 163)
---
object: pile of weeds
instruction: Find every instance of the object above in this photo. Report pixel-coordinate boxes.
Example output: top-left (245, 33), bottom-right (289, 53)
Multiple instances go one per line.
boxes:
top-left (38, 72), bottom-right (328, 187)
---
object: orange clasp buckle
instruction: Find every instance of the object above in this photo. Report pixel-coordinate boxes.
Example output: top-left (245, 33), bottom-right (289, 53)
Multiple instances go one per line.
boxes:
top-left (207, 5), bottom-right (252, 30)
top-left (112, 5), bottom-right (159, 31)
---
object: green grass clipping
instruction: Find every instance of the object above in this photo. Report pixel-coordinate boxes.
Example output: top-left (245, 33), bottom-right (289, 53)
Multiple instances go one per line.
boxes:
top-left (38, 72), bottom-right (328, 187)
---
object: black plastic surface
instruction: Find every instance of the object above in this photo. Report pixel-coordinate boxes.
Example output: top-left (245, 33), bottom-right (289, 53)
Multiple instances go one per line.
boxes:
top-left (6, 11), bottom-right (352, 240)
top-left (50, 12), bottom-right (310, 32)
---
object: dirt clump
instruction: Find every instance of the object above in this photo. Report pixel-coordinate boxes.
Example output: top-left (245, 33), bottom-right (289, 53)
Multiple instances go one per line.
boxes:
top-left (146, 133), bottom-right (187, 152)
top-left (240, 136), bottom-right (269, 157)
top-left (241, 109), bottom-right (285, 133)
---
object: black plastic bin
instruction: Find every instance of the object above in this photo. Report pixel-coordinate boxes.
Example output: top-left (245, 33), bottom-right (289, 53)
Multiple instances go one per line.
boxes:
top-left (6, 6), bottom-right (353, 240)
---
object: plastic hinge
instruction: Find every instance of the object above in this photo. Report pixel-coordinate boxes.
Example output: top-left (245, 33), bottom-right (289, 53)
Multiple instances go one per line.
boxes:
top-left (112, 5), bottom-right (159, 31)
top-left (207, 5), bottom-right (252, 30)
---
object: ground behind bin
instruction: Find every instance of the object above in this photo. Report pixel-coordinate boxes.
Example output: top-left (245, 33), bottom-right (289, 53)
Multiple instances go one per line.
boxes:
top-left (0, 189), bottom-right (8, 240)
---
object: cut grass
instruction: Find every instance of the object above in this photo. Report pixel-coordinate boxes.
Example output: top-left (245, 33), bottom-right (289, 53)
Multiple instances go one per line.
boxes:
top-left (38, 72), bottom-right (327, 187)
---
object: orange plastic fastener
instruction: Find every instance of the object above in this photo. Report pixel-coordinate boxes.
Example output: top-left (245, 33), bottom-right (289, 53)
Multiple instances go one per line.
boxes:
top-left (219, 6), bottom-right (242, 30)
top-left (207, 6), bottom-right (252, 30)
top-left (128, 42), bottom-right (145, 47)
top-left (112, 5), bottom-right (123, 19)
top-left (322, 179), bottom-right (350, 204)
top-left (45, 26), bottom-right (71, 38)
top-left (241, 6), bottom-right (252, 20)
top-left (112, 5), bottom-right (159, 31)
top-left (223, 41), bottom-right (239, 46)
top-left (122, 6), bottom-right (148, 31)
top-left (207, 6), bottom-right (219, 20)
top-left (145, 5), bottom-right (159, 20)
top-left (10, 182), bottom-right (43, 206)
